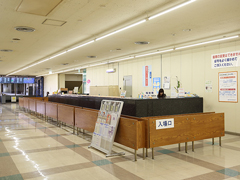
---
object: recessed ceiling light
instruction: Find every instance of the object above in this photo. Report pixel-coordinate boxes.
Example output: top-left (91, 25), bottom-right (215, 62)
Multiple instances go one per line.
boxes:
top-left (135, 41), bottom-right (150, 45)
top-left (12, 38), bottom-right (20, 41)
top-left (87, 56), bottom-right (97, 58)
top-left (183, 29), bottom-right (192, 32)
top-left (15, 26), bottom-right (35, 32)
top-left (0, 49), bottom-right (13, 52)
top-left (62, 63), bottom-right (69, 65)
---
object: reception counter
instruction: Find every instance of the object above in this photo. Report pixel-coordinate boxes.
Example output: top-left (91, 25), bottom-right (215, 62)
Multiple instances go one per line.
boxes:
top-left (48, 95), bottom-right (203, 117)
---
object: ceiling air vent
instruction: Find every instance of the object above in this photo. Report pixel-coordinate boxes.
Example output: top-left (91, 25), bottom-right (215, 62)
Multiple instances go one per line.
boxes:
top-left (87, 56), bottom-right (97, 58)
top-left (135, 41), bottom-right (150, 45)
top-left (0, 49), bottom-right (13, 52)
top-left (62, 63), bottom-right (69, 65)
top-left (15, 26), bottom-right (35, 32)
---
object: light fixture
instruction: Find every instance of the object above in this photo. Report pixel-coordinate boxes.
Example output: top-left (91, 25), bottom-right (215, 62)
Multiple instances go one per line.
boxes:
top-left (109, 57), bottom-right (134, 63)
top-left (136, 49), bottom-right (174, 58)
top-left (106, 68), bottom-right (116, 73)
top-left (96, 20), bottom-right (146, 41)
top-left (149, 0), bottom-right (196, 20)
top-left (15, 26), bottom-right (35, 32)
top-left (87, 56), bottom-right (97, 58)
top-left (67, 40), bottom-right (94, 52)
top-left (135, 41), bottom-right (150, 45)
top-left (176, 35), bottom-right (239, 50)
top-left (0, 49), bottom-right (13, 52)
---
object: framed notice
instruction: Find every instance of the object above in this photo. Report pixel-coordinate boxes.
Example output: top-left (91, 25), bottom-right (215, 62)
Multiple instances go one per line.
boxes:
top-left (142, 65), bottom-right (152, 87)
top-left (89, 100), bottom-right (124, 157)
top-left (218, 71), bottom-right (238, 103)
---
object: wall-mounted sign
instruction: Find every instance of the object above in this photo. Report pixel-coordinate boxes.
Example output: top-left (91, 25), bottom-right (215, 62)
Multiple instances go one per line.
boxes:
top-left (219, 71), bottom-right (238, 103)
top-left (156, 118), bottom-right (174, 130)
top-left (153, 77), bottom-right (161, 94)
top-left (142, 65), bottom-right (152, 87)
top-left (163, 76), bottom-right (170, 89)
top-left (211, 51), bottom-right (240, 69)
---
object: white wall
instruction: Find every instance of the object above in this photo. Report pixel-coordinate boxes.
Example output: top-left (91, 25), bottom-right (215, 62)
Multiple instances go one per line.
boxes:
top-left (58, 74), bottom-right (65, 89)
top-left (86, 39), bottom-right (240, 133)
top-left (44, 74), bottom-right (58, 96)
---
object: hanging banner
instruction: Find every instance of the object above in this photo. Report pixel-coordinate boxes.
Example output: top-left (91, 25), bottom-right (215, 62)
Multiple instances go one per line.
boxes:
top-left (153, 77), bottom-right (161, 94)
top-left (211, 51), bottom-right (240, 69)
top-left (219, 71), bottom-right (238, 103)
top-left (90, 100), bottom-right (124, 156)
top-left (142, 65), bottom-right (152, 87)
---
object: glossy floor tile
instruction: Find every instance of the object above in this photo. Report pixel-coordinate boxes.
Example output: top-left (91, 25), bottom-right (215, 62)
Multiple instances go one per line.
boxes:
top-left (0, 103), bottom-right (240, 180)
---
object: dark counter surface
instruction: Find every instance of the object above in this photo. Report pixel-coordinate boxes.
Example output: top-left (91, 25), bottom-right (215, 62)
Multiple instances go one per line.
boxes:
top-left (48, 94), bottom-right (203, 117)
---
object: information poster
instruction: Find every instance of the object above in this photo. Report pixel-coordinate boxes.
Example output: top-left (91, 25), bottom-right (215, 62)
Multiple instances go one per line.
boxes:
top-left (163, 76), bottom-right (170, 89)
top-left (205, 80), bottom-right (212, 92)
top-left (219, 71), bottom-right (238, 102)
top-left (212, 51), bottom-right (240, 69)
top-left (153, 77), bottom-right (161, 94)
top-left (142, 65), bottom-right (152, 87)
top-left (90, 100), bottom-right (124, 155)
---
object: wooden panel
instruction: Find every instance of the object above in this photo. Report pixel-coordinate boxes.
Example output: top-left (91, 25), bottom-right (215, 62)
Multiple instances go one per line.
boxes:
top-left (23, 98), bottom-right (29, 109)
top-left (19, 98), bottom-right (24, 107)
top-left (36, 101), bottom-right (46, 115)
top-left (149, 116), bottom-right (190, 148)
top-left (58, 104), bottom-right (74, 126)
top-left (137, 121), bottom-right (146, 149)
top-left (46, 102), bottom-right (58, 119)
top-left (190, 113), bottom-right (225, 140)
top-left (75, 108), bottom-right (98, 132)
top-left (29, 99), bottom-right (36, 112)
top-left (115, 117), bottom-right (138, 150)
top-left (43, 97), bottom-right (48, 101)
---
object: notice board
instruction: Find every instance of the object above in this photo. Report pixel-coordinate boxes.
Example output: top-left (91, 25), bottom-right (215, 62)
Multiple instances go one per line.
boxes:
top-left (218, 71), bottom-right (238, 103)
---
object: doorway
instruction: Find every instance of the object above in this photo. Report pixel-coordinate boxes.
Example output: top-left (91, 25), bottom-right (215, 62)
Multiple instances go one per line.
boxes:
top-left (123, 75), bottom-right (132, 97)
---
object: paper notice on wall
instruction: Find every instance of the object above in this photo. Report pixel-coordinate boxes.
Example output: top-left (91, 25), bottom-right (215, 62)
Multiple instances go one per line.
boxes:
top-left (163, 76), bottom-right (170, 89)
top-left (219, 71), bottom-right (238, 102)
top-left (205, 80), bottom-right (212, 92)
top-left (211, 51), bottom-right (240, 69)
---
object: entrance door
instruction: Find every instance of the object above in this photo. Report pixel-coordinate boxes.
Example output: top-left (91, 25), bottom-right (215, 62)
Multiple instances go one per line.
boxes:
top-left (123, 75), bottom-right (132, 97)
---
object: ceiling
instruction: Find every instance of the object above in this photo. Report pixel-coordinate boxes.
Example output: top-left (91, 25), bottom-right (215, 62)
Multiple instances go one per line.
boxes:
top-left (0, 0), bottom-right (240, 76)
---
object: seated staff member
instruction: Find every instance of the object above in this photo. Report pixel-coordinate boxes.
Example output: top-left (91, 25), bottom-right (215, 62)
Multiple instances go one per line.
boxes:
top-left (157, 88), bottom-right (166, 98)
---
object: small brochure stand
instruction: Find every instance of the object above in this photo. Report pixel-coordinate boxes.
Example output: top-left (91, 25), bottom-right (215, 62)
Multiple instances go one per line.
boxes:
top-left (89, 100), bottom-right (124, 157)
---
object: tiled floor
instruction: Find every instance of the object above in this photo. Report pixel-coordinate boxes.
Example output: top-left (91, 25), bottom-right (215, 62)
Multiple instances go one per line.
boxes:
top-left (0, 104), bottom-right (240, 180)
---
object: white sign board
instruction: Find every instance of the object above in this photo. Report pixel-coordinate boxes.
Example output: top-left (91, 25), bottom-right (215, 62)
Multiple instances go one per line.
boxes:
top-left (11, 96), bottom-right (16, 103)
top-left (90, 100), bottom-right (124, 155)
top-left (178, 88), bottom-right (185, 97)
top-left (156, 118), bottom-right (174, 130)
top-left (211, 51), bottom-right (240, 69)
top-left (219, 71), bottom-right (238, 103)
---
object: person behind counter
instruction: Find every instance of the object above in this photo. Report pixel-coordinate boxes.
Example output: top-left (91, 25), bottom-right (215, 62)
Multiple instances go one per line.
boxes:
top-left (157, 88), bottom-right (166, 98)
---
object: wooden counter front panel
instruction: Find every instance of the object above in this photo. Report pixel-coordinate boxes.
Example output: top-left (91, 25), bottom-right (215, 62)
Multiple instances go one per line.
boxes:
top-left (36, 101), bottom-right (46, 115)
top-left (23, 98), bottom-right (29, 109)
top-left (115, 117), bottom-right (138, 150)
top-left (46, 102), bottom-right (58, 120)
top-left (19, 98), bottom-right (24, 107)
top-left (29, 99), bottom-right (36, 112)
top-left (150, 116), bottom-right (190, 148)
top-left (75, 108), bottom-right (98, 132)
top-left (190, 113), bottom-right (225, 140)
top-left (58, 104), bottom-right (74, 125)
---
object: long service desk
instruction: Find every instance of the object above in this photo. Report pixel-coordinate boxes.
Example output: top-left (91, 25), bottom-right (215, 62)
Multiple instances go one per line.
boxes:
top-left (48, 95), bottom-right (203, 117)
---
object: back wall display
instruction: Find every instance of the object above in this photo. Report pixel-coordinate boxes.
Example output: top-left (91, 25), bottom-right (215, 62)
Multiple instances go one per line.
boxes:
top-left (218, 71), bottom-right (238, 103)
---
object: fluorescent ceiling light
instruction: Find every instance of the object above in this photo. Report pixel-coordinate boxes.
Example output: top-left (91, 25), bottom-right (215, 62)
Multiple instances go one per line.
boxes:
top-left (176, 35), bottom-right (239, 50)
top-left (149, 0), bottom-right (196, 20)
top-left (136, 49), bottom-right (174, 58)
top-left (96, 20), bottom-right (146, 41)
top-left (49, 51), bottom-right (66, 59)
top-left (67, 41), bottom-right (94, 52)
top-left (109, 57), bottom-right (134, 63)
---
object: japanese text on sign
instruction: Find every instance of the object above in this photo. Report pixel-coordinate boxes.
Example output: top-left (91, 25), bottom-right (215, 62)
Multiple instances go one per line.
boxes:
top-left (156, 118), bottom-right (174, 130)
top-left (211, 51), bottom-right (240, 69)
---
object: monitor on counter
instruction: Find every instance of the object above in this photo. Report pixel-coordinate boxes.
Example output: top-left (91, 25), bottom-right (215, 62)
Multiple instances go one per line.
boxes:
top-left (23, 77), bottom-right (35, 84)
top-left (11, 77), bottom-right (16, 83)
top-left (5, 77), bottom-right (11, 83)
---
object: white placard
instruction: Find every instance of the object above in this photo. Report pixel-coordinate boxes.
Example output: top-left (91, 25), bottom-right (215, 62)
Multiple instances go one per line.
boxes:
top-left (90, 100), bottom-right (124, 155)
top-left (178, 88), bottom-right (185, 97)
top-left (205, 80), bottom-right (212, 92)
top-left (211, 51), bottom-right (240, 69)
top-left (156, 118), bottom-right (174, 130)
top-left (219, 71), bottom-right (238, 102)
top-left (171, 87), bottom-right (177, 98)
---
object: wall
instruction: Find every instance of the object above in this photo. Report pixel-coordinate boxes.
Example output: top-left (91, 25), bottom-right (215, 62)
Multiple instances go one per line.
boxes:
top-left (65, 74), bottom-right (82, 81)
top-left (44, 74), bottom-right (58, 96)
top-left (86, 39), bottom-right (240, 133)
top-left (58, 74), bottom-right (65, 89)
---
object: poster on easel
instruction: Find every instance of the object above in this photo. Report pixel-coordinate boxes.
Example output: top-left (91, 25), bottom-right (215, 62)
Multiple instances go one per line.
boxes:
top-left (90, 100), bottom-right (124, 156)
top-left (219, 71), bottom-right (238, 103)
